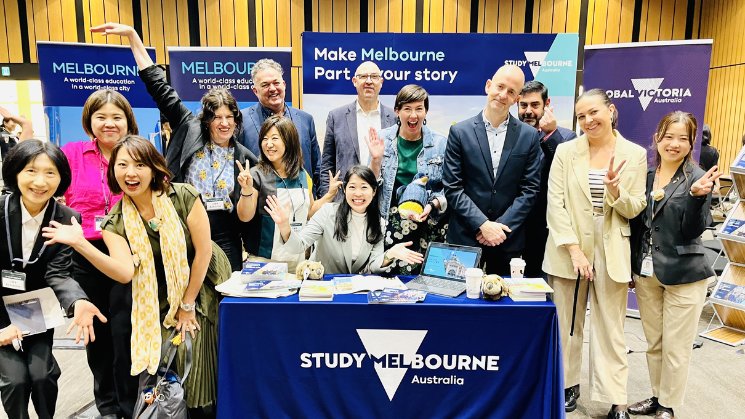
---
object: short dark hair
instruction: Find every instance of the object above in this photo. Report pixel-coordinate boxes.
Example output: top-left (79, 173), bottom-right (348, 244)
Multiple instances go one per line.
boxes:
top-left (2, 139), bottom-right (71, 197)
top-left (257, 115), bottom-right (303, 179)
top-left (81, 89), bottom-right (139, 138)
top-left (520, 80), bottom-right (549, 103)
top-left (334, 165), bottom-right (383, 244)
top-left (107, 135), bottom-right (172, 195)
top-left (394, 84), bottom-right (429, 112)
top-left (197, 88), bottom-right (243, 144)
top-left (702, 124), bottom-right (711, 146)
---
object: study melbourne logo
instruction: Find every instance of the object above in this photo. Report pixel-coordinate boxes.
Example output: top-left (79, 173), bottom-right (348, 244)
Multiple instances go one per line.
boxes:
top-left (606, 78), bottom-right (692, 111)
top-left (299, 329), bottom-right (500, 401)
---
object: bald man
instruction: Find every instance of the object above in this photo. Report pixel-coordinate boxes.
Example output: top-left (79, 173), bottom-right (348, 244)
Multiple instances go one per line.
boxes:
top-left (443, 65), bottom-right (542, 275)
top-left (318, 61), bottom-right (396, 196)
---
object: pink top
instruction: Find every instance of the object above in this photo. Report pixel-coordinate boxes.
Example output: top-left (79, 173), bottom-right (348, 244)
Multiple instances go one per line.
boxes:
top-left (62, 140), bottom-right (122, 241)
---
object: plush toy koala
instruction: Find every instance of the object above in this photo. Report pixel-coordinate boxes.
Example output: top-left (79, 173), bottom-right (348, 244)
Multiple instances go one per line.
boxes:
top-left (296, 260), bottom-right (325, 280)
top-left (397, 173), bottom-right (429, 219)
top-left (482, 274), bottom-right (508, 301)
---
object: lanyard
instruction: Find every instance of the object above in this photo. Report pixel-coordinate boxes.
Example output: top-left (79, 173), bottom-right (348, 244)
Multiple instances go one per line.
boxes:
top-left (95, 145), bottom-right (112, 214)
top-left (4, 195), bottom-right (56, 267)
top-left (272, 169), bottom-right (306, 223)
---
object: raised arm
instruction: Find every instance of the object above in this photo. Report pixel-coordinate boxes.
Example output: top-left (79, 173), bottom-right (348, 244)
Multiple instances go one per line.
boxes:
top-left (90, 23), bottom-right (153, 70)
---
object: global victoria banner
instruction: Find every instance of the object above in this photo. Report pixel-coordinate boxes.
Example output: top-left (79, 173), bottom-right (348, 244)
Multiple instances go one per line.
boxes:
top-left (37, 42), bottom-right (160, 149)
top-left (302, 32), bottom-right (578, 142)
top-left (584, 40), bottom-right (713, 162)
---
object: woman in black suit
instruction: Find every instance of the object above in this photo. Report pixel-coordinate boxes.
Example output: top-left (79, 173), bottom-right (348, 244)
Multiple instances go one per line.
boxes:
top-left (0, 140), bottom-right (105, 419)
top-left (629, 111), bottom-right (720, 419)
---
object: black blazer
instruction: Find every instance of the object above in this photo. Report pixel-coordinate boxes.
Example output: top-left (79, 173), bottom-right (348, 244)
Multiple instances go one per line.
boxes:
top-left (139, 65), bottom-right (258, 208)
top-left (0, 194), bottom-right (87, 328)
top-left (631, 161), bottom-right (714, 285)
top-left (443, 113), bottom-right (542, 252)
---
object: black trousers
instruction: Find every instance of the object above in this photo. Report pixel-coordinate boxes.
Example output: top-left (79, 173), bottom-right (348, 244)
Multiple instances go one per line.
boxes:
top-left (480, 245), bottom-right (520, 277)
top-left (0, 330), bottom-right (59, 419)
top-left (73, 240), bottom-right (138, 418)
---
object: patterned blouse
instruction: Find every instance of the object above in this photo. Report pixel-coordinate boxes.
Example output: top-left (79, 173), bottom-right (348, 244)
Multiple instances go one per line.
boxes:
top-left (185, 142), bottom-right (235, 211)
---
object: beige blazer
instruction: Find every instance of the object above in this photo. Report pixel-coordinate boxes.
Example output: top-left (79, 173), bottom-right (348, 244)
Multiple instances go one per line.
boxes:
top-left (542, 131), bottom-right (647, 283)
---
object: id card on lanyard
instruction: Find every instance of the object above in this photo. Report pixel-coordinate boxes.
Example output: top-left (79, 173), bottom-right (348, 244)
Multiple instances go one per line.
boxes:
top-left (3, 196), bottom-right (56, 290)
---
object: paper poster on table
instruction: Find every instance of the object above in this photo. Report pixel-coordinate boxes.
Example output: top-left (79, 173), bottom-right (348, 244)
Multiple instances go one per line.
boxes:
top-left (37, 42), bottom-right (161, 150)
top-left (302, 32), bottom-right (579, 143)
top-left (583, 40), bottom-right (713, 163)
top-left (167, 47), bottom-right (292, 113)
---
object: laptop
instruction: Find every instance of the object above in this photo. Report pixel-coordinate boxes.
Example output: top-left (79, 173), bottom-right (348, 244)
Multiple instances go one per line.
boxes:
top-left (406, 242), bottom-right (482, 297)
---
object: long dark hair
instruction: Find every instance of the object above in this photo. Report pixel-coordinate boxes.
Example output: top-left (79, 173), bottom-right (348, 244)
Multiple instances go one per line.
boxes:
top-left (334, 165), bottom-right (383, 244)
top-left (257, 115), bottom-right (303, 179)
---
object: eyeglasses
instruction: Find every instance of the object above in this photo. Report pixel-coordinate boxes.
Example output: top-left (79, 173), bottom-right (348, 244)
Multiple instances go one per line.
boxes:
top-left (355, 73), bottom-right (382, 81)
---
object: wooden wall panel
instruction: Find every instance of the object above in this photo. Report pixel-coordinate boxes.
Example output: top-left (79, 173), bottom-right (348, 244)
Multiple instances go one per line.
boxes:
top-left (0, 0), bottom-right (10, 63)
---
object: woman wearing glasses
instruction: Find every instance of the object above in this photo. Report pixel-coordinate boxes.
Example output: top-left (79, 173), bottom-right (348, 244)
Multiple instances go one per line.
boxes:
top-left (238, 116), bottom-right (341, 270)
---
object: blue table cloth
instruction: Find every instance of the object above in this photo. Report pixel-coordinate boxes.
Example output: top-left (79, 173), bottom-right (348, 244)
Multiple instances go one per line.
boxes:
top-left (217, 279), bottom-right (564, 418)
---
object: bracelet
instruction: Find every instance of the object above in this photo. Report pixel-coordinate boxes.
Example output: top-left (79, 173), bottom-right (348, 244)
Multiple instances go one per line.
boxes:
top-left (240, 191), bottom-right (254, 197)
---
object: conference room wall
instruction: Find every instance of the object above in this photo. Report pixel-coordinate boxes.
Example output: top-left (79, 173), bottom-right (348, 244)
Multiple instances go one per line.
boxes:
top-left (2, 0), bottom-right (744, 172)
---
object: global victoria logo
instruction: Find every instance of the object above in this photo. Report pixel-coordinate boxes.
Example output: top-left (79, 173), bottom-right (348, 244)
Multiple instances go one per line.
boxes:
top-left (299, 329), bottom-right (500, 401)
top-left (606, 77), bottom-right (692, 111)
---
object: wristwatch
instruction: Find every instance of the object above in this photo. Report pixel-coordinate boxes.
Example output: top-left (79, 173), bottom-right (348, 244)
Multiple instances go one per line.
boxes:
top-left (180, 302), bottom-right (196, 312)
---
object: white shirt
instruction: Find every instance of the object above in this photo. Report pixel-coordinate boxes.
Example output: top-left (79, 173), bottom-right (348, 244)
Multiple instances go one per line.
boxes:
top-left (356, 101), bottom-right (382, 165)
top-left (483, 113), bottom-right (509, 178)
top-left (348, 211), bottom-right (367, 262)
top-left (20, 200), bottom-right (49, 263)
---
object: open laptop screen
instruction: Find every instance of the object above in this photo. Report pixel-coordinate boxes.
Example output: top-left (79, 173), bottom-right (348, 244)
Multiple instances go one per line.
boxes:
top-left (420, 243), bottom-right (482, 281)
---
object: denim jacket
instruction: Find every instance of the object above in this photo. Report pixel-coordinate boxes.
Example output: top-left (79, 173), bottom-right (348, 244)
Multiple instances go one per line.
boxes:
top-left (378, 124), bottom-right (448, 223)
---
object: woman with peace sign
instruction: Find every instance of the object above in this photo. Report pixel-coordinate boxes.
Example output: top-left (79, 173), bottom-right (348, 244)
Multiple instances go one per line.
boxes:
top-left (90, 22), bottom-right (257, 272)
top-left (543, 89), bottom-right (648, 418)
top-left (627, 112), bottom-right (720, 419)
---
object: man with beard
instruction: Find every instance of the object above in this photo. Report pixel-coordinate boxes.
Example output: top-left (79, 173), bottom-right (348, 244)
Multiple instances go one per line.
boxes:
top-left (318, 61), bottom-right (396, 196)
top-left (517, 80), bottom-right (576, 277)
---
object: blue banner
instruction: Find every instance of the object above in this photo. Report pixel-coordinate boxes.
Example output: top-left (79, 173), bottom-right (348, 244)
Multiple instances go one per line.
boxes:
top-left (37, 42), bottom-right (161, 149)
top-left (217, 292), bottom-right (564, 418)
top-left (168, 47), bottom-right (292, 112)
top-left (302, 32), bottom-right (578, 140)
top-left (583, 41), bottom-right (713, 162)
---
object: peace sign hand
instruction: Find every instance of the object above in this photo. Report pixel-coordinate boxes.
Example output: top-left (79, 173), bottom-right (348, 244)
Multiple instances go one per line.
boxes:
top-left (235, 160), bottom-right (255, 195)
top-left (324, 170), bottom-right (343, 200)
top-left (690, 165), bottom-right (722, 197)
top-left (603, 154), bottom-right (627, 199)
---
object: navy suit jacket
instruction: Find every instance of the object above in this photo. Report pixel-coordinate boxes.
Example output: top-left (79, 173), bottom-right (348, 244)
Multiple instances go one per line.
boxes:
top-left (444, 113), bottom-right (542, 252)
top-left (238, 103), bottom-right (321, 195)
top-left (318, 101), bottom-right (396, 196)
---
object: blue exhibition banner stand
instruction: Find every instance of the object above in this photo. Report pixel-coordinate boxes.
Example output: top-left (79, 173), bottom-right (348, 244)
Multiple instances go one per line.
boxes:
top-left (302, 32), bottom-right (578, 142)
top-left (167, 47), bottom-right (292, 113)
top-left (37, 42), bottom-right (161, 149)
top-left (217, 282), bottom-right (564, 418)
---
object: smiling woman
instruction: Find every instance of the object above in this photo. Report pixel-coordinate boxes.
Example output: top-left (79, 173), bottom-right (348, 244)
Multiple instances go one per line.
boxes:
top-left (0, 140), bottom-right (106, 419)
top-left (88, 22), bottom-right (257, 272)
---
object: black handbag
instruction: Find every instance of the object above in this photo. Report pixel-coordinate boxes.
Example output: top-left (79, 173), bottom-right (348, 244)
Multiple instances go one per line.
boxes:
top-left (133, 331), bottom-right (193, 419)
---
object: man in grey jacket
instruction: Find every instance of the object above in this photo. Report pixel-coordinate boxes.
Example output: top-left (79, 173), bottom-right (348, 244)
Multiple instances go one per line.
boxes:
top-left (319, 61), bottom-right (396, 196)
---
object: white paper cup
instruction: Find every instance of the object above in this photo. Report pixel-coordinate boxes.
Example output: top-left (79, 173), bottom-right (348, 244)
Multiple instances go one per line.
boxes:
top-left (465, 267), bottom-right (484, 299)
top-left (510, 258), bottom-right (526, 278)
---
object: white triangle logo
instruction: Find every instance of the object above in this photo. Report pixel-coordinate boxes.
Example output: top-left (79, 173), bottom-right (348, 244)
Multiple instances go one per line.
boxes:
top-left (524, 51), bottom-right (548, 77)
top-left (356, 329), bottom-right (427, 401)
top-left (631, 77), bottom-right (664, 111)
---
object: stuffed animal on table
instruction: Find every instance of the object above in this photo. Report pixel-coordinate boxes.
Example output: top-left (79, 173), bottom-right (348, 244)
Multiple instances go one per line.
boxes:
top-left (397, 173), bottom-right (429, 219)
top-left (296, 260), bottom-right (325, 280)
top-left (482, 274), bottom-right (508, 301)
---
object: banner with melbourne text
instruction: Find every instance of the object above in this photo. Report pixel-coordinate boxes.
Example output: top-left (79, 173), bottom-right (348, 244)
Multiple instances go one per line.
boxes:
top-left (167, 47), bottom-right (292, 113)
top-left (37, 42), bottom-right (161, 149)
top-left (583, 40), bottom-right (713, 162)
top-left (302, 32), bottom-right (579, 143)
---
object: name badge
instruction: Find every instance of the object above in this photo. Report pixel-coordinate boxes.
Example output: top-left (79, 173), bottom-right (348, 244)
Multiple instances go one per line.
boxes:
top-left (204, 198), bottom-right (224, 211)
top-left (94, 215), bottom-right (106, 231)
top-left (2, 270), bottom-right (27, 291)
top-left (640, 255), bottom-right (654, 277)
top-left (290, 222), bottom-right (304, 233)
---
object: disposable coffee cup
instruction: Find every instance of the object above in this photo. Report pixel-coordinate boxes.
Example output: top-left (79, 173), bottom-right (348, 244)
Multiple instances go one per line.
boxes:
top-left (510, 258), bottom-right (526, 278)
top-left (465, 267), bottom-right (484, 299)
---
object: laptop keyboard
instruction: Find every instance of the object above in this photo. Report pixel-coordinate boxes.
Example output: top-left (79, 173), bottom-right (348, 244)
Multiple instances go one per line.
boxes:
top-left (413, 276), bottom-right (464, 290)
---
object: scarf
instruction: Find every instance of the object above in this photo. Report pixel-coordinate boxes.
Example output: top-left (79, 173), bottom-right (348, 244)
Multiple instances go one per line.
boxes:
top-left (121, 188), bottom-right (190, 375)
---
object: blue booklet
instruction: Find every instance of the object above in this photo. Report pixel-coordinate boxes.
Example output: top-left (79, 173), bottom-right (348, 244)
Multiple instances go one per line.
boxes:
top-left (5, 297), bottom-right (47, 335)
top-left (367, 288), bottom-right (427, 304)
